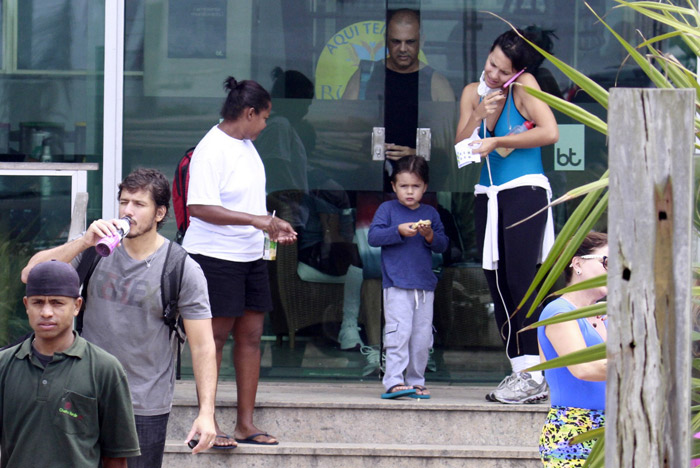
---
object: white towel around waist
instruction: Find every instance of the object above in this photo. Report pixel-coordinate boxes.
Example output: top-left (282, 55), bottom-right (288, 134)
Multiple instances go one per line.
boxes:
top-left (474, 174), bottom-right (554, 270)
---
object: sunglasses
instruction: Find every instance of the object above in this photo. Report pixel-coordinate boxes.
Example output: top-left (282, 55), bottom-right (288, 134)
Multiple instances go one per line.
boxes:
top-left (580, 254), bottom-right (608, 270)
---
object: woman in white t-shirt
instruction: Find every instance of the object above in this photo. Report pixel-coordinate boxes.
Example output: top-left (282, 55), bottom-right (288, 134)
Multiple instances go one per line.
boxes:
top-left (183, 76), bottom-right (296, 447)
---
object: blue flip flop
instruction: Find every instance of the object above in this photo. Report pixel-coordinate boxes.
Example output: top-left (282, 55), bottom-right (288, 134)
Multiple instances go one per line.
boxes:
top-left (381, 384), bottom-right (417, 399)
top-left (408, 385), bottom-right (431, 399)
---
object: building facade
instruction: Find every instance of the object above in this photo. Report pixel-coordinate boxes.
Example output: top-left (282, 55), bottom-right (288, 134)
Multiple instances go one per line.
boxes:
top-left (0, 0), bottom-right (689, 382)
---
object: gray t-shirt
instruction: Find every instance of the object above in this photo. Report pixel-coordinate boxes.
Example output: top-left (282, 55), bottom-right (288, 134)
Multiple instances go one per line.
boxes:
top-left (74, 238), bottom-right (211, 416)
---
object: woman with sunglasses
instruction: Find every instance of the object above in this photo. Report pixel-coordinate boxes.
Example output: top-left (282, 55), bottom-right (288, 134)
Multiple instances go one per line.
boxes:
top-left (538, 231), bottom-right (608, 467)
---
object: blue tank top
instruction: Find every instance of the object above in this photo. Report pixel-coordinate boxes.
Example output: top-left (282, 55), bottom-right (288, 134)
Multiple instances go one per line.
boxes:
top-left (478, 89), bottom-right (544, 186)
top-left (537, 298), bottom-right (606, 410)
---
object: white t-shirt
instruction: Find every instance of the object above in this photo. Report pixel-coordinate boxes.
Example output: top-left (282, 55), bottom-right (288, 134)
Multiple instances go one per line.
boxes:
top-left (183, 125), bottom-right (267, 262)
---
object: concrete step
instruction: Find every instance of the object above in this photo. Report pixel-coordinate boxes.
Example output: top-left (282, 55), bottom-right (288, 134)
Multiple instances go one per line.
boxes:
top-left (167, 382), bottom-right (549, 447)
top-left (163, 441), bottom-right (541, 467)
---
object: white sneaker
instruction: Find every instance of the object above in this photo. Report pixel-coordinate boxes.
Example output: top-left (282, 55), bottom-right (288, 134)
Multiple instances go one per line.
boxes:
top-left (485, 373), bottom-right (515, 401)
top-left (338, 325), bottom-right (364, 351)
top-left (490, 372), bottom-right (548, 404)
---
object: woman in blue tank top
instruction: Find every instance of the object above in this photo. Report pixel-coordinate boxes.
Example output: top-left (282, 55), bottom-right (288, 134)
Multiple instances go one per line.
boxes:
top-left (538, 232), bottom-right (608, 467)
top-left (455, 29), bottom-right (559, 404)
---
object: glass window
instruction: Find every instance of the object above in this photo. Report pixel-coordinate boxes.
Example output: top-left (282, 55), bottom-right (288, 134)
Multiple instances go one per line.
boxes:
top-left (125, 0), bottom-right (145, 72)
top-left (0, 0), bottom-right (105, 346)
top-left (0, 175), bottom-right (73, 343)
top-left (122, 0), bottom-right (685, 382)
top-left (0, 6), bottom-right (3, 69)
top-left (17, 0), bottom-right (94, 71)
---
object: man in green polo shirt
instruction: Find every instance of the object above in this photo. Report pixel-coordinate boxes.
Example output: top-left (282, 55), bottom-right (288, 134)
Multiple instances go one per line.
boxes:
top-left (0, 260), bottom-right (140, 468)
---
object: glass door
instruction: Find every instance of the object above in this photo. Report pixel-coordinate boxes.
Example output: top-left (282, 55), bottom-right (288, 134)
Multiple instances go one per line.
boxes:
top-left (123, 0), bottom-right (661, 383)
top-left (258, 1), bottom-right (388, 379)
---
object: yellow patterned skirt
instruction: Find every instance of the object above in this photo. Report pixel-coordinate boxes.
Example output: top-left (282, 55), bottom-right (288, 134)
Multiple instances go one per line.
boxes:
top-left (539, 406), bottom-right (605, 467)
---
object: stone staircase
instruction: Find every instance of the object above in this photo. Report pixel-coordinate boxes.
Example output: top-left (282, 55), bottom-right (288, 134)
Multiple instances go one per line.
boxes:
top-left (163, 381), bottom-right (548, 467)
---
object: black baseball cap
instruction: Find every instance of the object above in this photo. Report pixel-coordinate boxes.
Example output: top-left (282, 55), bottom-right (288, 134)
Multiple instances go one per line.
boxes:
top-left (25, 260), bottom-right (80, 298)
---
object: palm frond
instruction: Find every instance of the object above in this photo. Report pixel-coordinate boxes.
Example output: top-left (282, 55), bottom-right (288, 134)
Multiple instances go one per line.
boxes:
top-left (527, 343), bottom-right (606, 372)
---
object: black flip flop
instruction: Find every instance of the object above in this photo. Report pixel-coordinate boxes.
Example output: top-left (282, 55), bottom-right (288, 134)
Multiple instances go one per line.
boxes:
top-left (234, 432), bottom-right (279, 445)
top-left (187, 434), bottom-right (237, 450)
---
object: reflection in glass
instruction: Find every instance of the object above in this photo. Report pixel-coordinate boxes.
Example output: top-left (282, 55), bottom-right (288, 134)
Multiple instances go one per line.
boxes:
top-left (122, 0), bottom-right (671, 383)
top-left (0, 1), bottom-right (105, 346)
top-left (0, 175), bottom-right (72, 345)
top-left (18, 0), bottom-right (91, 70)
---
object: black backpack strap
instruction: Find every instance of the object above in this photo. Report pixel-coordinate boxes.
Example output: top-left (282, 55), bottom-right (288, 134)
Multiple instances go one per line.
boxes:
top-left (161, 240), bottom-right (188, 379)
top-left (75, 247), bottom-right (100, 335)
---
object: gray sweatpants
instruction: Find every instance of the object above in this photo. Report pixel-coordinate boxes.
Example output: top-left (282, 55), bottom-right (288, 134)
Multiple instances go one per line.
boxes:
top-left (382, 286), bottom-right (434, 391)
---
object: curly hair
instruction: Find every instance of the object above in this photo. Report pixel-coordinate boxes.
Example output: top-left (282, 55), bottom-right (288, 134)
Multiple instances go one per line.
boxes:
top-left (118, 168), bottom-right (171, 230)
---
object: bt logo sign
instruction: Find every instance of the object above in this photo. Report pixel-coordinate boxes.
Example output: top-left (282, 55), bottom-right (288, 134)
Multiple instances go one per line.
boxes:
top-left (554, 125), bottom-right (585, 171)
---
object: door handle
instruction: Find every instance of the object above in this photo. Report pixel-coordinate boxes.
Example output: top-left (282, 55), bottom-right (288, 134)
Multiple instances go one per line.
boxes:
top-left (416, 128), bottom-right (431, 160)
top-left (373, 127), bottom-right (431, 160)
top-left (372, 127), bottom-right (385, 160)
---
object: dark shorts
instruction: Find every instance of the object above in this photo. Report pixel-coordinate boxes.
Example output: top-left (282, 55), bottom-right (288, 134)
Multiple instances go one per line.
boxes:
top-left (190, 254), bottom-right (273, 318)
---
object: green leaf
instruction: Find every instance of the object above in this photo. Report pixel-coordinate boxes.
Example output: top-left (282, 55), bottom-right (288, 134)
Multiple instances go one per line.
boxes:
top-left (522, 302), bottom-right (608, 331)
top-left (692, 410), bottom-right (700, 432)
top-left (615, 1), bottom-right (700, 39)
top-left (552, 274), bottom-right (607, 296)
top-left (644, 44), bottom-right (697, 92)
top-left (527, 343), bottom-right (606, 372)
top-left (692, 439), bottom-right (700, 459)
top-left (526, 192), bottom-right (609, 317)
top-left (570, 427), bottom-right (605, 445)
top-left (582, 432), bottom-right (605, 468)
top-left (637, 30), bottom-right (686, 48)
top-left (507, 178), bottom-right (609, 230)
top-left (587, 3), bottom-right (673, 90)
top-left (516, 173), bottom-right (608, 314)
top-left (518, 85), bottom-right (608, 135)
top-left (680, 31), bottom-right (700, 58)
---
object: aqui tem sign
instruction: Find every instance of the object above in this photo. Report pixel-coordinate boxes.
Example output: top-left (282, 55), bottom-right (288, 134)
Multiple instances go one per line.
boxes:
top-left (554, 124), bottom-right (585, 171)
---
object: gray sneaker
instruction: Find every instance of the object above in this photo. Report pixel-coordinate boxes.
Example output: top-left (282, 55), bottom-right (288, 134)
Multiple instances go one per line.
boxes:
top-left (485, 373), bottom-right (515, 401)
top-left (491, 372), bottom-right (548, 404)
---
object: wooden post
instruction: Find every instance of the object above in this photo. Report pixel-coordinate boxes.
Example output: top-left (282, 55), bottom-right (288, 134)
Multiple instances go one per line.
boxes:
top-left (607, 88), bottom-right (694, 467)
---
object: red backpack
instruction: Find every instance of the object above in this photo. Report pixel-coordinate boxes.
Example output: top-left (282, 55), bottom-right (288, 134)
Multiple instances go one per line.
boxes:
top-left (172, 147), bottom-right (196, 244)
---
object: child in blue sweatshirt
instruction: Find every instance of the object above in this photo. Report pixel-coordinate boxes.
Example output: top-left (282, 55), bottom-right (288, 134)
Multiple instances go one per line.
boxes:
top-left (368, 156), bottom-right (449, 399)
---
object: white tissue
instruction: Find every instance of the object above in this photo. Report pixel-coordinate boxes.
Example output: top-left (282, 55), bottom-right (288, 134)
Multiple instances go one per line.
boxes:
top-left (455, 128), bottom-right (482, 168)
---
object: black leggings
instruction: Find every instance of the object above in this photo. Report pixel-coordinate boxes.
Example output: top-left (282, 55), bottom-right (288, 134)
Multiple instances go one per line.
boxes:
top-left (475, 186), bottom-right (548, 357)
